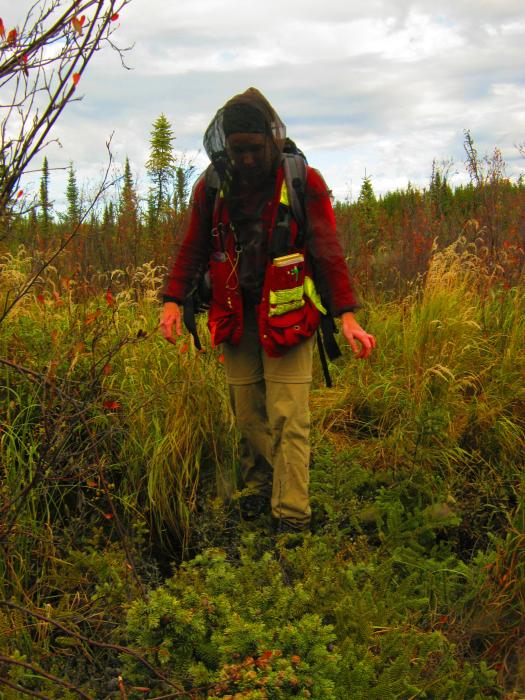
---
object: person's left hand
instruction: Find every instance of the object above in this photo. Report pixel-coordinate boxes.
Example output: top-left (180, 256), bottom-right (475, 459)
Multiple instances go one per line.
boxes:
top-left (340, 311), bottom-right (376, 359)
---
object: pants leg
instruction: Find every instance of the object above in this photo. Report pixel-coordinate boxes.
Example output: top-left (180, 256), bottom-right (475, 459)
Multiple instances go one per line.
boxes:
top-left (228, 382), bottom-right (272, 492)
top-left (222, 315), bottom-right (272, 493)
top-left (222, 309), bottom-right (314, 526)
top-left (265, 379), bottom-right (312, 527)
top-left (263, 334), bottom-right (314, 528)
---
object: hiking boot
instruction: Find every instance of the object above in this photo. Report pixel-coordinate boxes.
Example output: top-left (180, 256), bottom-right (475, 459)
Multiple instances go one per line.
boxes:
top-left (271, 519), bottom-right (309, 549)
top-left (271, 518), bottom-right (310, 534)
top-left (239, 492), bottom-right (270, 521)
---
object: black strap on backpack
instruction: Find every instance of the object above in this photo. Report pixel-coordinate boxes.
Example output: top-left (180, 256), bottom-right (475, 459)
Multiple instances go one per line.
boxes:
top-left (281, 148), bottom-right (342, 386)
top-left (181, 169), bottom-right (218, 352)
top-left (183, 294), bottom-right (203, 351)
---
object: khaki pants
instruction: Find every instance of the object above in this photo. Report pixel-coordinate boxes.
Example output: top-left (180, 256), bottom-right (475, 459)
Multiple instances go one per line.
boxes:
top-left (222, 310), bottom-right (314, 528)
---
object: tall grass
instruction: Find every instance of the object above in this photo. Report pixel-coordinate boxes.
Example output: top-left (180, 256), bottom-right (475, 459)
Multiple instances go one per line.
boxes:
top-left (115, 325), bottom-right (237, 549)
top-left (314, 238), bottom-right (524, 485)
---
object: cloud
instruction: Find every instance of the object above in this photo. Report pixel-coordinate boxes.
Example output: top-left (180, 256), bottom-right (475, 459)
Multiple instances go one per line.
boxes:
top-left (6, 0), bottom-right (525, 207)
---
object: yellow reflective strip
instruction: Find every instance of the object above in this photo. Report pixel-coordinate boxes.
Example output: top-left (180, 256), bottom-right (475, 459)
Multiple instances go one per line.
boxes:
top-left (269, 285), bottom-right (304, 305)
top-left (304, 276), bottom-right (327, 314)
top-left (280, 180), bottom-right (289, 206)
top-left (269, 299), bottom-right (305, 317)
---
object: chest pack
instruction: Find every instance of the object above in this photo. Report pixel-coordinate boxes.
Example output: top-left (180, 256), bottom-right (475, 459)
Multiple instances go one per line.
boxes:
top-left (183, 141), bottom-right (341, 386)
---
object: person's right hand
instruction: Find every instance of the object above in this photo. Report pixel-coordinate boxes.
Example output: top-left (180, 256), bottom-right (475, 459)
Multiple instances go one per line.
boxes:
top-left (159, 302), bottom-right (182, 345)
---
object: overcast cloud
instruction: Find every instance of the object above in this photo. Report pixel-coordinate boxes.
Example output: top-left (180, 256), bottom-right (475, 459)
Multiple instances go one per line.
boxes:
top-left (3, 0), bottom-right (525, 207)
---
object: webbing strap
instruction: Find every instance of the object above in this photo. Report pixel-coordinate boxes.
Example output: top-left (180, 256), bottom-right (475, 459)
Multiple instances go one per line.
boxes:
top-left (282, 153), bottom-right (307, 239)
top-left (319, 314), bottom-right (342, 361)
top-left (316, 330), bottom-right (333, 388)
top-left (183, 295), bottom-right (202, 351)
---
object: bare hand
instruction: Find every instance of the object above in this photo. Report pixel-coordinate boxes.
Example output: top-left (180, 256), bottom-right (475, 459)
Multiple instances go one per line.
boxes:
top-left (159, 302), bottom-right (183, 345)
top-left (341, 311), bottom-right (376, 360)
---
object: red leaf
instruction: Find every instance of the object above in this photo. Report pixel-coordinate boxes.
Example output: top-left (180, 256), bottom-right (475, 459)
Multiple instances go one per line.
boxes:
top-left (111, 13), bottom-right (119, 21)
top-left (102, 363), bottom-right (111, 376)
top-left (105, 289), bottom-right (115, 306)
top-left (218, 353), bottom-right (225, 364)
top-left (103, 513), bottom-right (114, 520)
top-left (17, 189), bottom-right (23, 198)
top-left (36, 293), bottom-right (45, 304)
top-left (179, 342), bottom-right (189, 354)
top-left (0, 19), bottom-right (5, 39)
top-left (72, 16), bottom-right (83, 35)
top-left (79, 15), bottom-right (86, 26)
top-left (72, 72), bottom-right (80, 86)
top-left (7, 28), bottom-right (16, 45)
top-left (84, 310), bottom-right (101, 325)
top-left (103, 400), bottom-right (121, 410)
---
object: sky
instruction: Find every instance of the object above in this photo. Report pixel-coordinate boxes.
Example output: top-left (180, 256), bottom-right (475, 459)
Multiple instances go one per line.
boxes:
top-left (4, 0), bottom-right (525, 209)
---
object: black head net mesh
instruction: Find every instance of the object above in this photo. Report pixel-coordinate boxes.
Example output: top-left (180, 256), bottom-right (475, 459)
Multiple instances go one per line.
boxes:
top-left (203, 87), bottom-right (286, 183)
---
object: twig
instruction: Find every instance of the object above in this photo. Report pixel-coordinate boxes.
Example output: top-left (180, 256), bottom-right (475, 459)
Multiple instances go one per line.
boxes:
top-left (0, 677), bottom-right (52, 699)
top-left (0, 601), bottom-right (178, 689)
top-left (0, 653), bottom-right (94, 699)
top-left (0, 136), bottom-right (118, 325)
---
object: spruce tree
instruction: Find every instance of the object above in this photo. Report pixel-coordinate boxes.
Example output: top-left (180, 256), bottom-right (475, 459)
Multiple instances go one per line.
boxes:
top-left (429, 160), bottom-right (453, 217)
top-left (103, 201), bottom-right (115, 231)
top-left (174, 163), bottom-right (195, 213)
top-left (358, 174), bottom-right (377, 207)
top-left (146, 188), bottom-right (157, 233)
top-left (39, 156), bottom-right (52, 234)
top-left (357, 173), bottom-right (378, 243)
top-left (146, 114), bottom-right (176, 219)
top-left (65, 162), bottom-right (80, 225)
top-left (118, 157), bottom-right (140, 264)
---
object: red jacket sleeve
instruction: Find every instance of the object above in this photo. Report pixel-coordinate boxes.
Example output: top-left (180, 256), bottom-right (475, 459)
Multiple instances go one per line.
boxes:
top-left (305, 167), bottom-right (359, 315)
top-left (163, 175), bottom-right (213, 302)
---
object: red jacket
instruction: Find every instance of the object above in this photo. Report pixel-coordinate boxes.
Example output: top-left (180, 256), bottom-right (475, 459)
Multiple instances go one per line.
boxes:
top-left (164, 164), bottom-right (358, 349)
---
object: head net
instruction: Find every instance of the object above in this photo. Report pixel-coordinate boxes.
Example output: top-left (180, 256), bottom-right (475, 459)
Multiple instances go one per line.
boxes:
top-left (203, 87), bottom-right (287, 183)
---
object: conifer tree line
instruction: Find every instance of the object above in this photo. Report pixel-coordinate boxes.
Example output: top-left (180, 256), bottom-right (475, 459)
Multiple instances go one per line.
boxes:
top-left (6, 129), bottom-right (525, 292)
top-left (9, 113), bottom-right (196, 274)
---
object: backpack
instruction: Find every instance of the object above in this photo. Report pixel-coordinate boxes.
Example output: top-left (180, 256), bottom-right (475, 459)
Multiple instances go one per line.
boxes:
top-left (183, 139), bottom-right (341, 386)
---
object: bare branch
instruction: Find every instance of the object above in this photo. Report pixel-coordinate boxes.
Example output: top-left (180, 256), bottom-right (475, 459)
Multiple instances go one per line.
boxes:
top-left (0, 601), bottom-right (179, 690)
top-left (0, 653), bottom-right (94, 699)
top-left (0, 0), bottom-right (133, 220)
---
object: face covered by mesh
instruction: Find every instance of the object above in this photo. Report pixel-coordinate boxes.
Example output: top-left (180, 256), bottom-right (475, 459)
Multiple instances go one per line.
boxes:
top-left (203, 87), bottom-right (287, 184)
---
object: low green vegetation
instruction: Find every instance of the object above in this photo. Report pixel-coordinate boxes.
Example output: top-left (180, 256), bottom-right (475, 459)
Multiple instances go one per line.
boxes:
top-left (0, 237), bottom-right (523, 698)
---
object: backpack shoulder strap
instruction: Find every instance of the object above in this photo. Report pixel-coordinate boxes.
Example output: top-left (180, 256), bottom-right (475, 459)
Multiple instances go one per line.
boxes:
top-left (203, 164), bottom-right (221, 224)
top-left (183, 166), bottom-right (220, 351)
top-left (204, 164), bottom-right (221, 195)
top-left (282, 153), bottom-right (343, 386)
top-left (282, 152), bottom-right (307, 235)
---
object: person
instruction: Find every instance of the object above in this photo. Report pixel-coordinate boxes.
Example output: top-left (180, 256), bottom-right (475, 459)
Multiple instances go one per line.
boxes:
top-left (160, 87), bottom-right (375, 533)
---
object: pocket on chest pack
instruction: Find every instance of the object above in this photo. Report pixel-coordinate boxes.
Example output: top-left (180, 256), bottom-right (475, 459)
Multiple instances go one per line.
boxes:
top-left (267, 253), bottom-right (306, 318)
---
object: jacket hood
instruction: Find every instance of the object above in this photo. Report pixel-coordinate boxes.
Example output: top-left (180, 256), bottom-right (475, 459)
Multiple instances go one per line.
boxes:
top-left (203, 87), bottom-right (286, 183)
